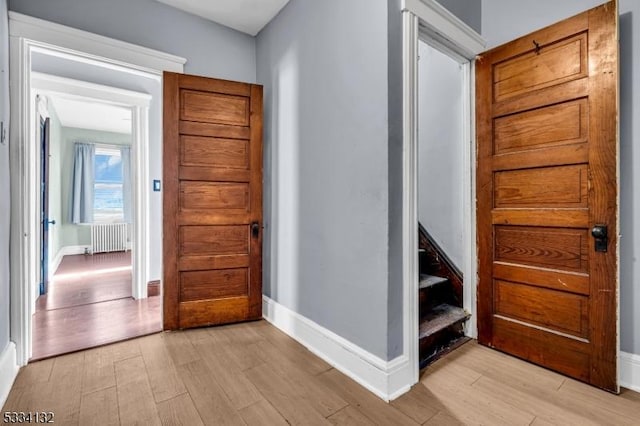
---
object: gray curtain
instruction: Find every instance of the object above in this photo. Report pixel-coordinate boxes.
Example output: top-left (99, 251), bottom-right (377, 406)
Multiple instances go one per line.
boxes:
top-left (70, 142), bottom-right (95, 224)
top-left (121, 146), bottom-right (132, 223)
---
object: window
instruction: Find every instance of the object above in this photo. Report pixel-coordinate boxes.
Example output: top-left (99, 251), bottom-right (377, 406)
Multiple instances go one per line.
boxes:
top-left (94, 147), bottom-right (123, 223)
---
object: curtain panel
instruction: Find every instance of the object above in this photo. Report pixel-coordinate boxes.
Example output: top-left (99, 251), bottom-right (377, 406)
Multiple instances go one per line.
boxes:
top-left (69, 142), bottom-right (95, 224)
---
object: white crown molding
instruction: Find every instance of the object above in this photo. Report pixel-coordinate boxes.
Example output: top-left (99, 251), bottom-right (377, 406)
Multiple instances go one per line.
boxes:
top-left (402, 0), bottom-right (486, 60)
top-left (0, 342), bottom-right (19, 409)
top-left (262, 296), bottom-right (413, 401)
top-left (9, 11), bottom-right (186, 74)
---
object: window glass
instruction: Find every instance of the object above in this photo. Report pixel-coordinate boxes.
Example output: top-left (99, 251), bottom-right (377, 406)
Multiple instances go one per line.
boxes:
top-left (94, 147), bottom-right (123, 223)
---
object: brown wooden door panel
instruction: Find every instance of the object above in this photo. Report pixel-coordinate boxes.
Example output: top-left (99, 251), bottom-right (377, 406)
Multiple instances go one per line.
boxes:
top-left (164, 72), bottom-right (263, 330)
top-left (477, 1), bottom-right (618, 392)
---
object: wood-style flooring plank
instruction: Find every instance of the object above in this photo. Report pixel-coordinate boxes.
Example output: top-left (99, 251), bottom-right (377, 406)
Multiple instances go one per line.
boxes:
top-left (238, 400), bottom-right (289, 426)
top-left (115, 356), bottom-right (161, 426)
top-left (423, 411), bottom-right (465, 425)
top-left (164, 330), bottom-right (201, 366)
top-left (42, 351), bottom-right (85, 425)
top-left (420, 364), bottom-right (536, 426)
top-left (530, 417), bottom-right (556, 426)
top-left (390, 383), bottom-right (440, 424)
top-left (554, 379), bottom-right (639, 425)
top-left (326, 405), bottom-right (376, 425)
top-left (317, 369), bottom-right (418, 426)
top-left (156, 393), bottom-right (204, 426)
top-left (189, 336), bottom-right (263, 410)
top-left (139, 333), bottom-right (187, 403)
top-left (251, 322), bottom-right (331, 375)
top-left (79, 386), bottom-right (120, 426)
top-left (82, 346), bottom-right (116, 395)
top-left (247, 340), bottom-right (347, 417)
top-left (471, 375), bottom-right (600, 426)
top-left (176, 359), bottom-right (246, 426)
top-left (245, 363), bottom-right (331, 425)
top-left (10, 358), bottom-right (54, 389)
top-left (206, 323), bottom-right (265, 372)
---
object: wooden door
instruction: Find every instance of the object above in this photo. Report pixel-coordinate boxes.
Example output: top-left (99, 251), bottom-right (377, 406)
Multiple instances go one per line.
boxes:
top-left (163, 72), bottom-right (263, 330)
top-left (476, 2), bottom-right (618, 391)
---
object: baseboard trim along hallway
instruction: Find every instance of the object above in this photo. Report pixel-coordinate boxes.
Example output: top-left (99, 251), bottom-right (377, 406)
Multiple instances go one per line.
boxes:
top-left (262, 295), bottom-right (413, 401)
top-left (621, 351), bottom-right (640, 393)
top-left (0, 342), bottom-right (19, 409)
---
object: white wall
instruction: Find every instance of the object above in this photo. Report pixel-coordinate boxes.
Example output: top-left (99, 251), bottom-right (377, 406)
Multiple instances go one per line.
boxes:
top-left (257, 0), bottom-right (391, 359)
top-left (482, 0), bottom-right (640, 357)
top-left (418, 41), bottom-right (465, 269)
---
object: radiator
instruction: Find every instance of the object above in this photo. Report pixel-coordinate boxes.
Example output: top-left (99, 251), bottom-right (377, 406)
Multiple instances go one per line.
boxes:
top-left (91, 223), bottom-right (129, 254)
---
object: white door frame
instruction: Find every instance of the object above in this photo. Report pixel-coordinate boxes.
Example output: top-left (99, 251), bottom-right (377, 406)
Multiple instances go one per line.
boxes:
top-left (400, 0), bottom-right (485, 379)
top-left (8, 12), bottom-right (185, 365)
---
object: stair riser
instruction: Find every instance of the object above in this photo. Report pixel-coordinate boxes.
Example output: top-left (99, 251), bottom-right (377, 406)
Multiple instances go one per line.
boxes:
top-left (419, 286), bottom-right (458, 315)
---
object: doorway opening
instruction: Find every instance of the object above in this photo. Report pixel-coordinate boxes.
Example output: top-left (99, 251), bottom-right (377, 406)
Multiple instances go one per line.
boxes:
top-left (9, 11), bottom-right (185, 365)
top-left (416, 40), bottom-right (470, 367)
top-left (399, 1), bottom-right (485, 384)
top-left (31, 77), bottom-right (160, 359)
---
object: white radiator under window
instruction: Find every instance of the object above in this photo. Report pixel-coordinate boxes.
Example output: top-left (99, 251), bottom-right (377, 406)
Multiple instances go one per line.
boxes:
top-left (91, 223), bottom-right (129, 253)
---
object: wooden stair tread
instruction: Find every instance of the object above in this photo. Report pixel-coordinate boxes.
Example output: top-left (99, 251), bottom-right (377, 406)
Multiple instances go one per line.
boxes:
top-left (419, 304), bottom-right (469, 339)
top-left (419, 274), bottom-right (448, 290)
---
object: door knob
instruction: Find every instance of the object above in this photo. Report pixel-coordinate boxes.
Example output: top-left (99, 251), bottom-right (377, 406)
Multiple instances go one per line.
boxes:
top-left (48, 220), bottom-right (56, 225)
top-left (591, 225), bottom-right (608, 252)
top-left (251, 222), bottom-right (260, 238)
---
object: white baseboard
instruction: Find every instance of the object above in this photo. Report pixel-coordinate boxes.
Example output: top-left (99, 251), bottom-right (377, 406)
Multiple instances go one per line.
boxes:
top-left (262, 296), bottom-right (414, 402)
top-left (620, 351), bottom-right (640, 393)
top-left (49, 245), bottom-right (91, 278)
top-left (0, 342), bottom-right (19, 409)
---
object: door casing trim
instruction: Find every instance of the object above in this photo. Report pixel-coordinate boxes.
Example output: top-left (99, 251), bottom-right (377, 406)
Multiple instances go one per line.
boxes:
top-left (400, 0), bottom-right (486, 391)
top-left (8, 13), bottom-right (185, 366)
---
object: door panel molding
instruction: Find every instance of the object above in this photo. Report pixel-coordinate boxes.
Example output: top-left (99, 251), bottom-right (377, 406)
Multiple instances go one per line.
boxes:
top-left (163, 72), bottom-right (263, 330)
top-left (476, 1), bottom-right (619, 392)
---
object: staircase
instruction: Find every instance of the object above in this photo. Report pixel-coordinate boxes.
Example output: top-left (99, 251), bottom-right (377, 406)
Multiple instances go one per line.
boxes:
top-left (419, 224), bottom-right (470, 368)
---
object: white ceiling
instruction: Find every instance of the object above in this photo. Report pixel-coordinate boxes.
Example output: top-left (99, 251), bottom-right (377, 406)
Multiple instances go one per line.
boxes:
top-left (156, 0), bottom-right (290, 35)
top-left (49, 96), bottom-right (132, 134)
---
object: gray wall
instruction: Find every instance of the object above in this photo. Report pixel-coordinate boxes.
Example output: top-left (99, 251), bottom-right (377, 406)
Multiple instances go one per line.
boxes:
top-left (8, 0), bottom-right (256, 82)
top-left (257, 0), bottom-right (391, 359)
top-left (58, 127), bottom-right (132, 250)
top-left (438, 0), bottom-right (482, 33)
top-left (0, 0), bottom-right (9, 355)
top-left (482, 0), bottom-right (640, 356)
top-left (418, 41), bottom-right (465, 269)
top-left (387, 0), bottom-right (405, 360)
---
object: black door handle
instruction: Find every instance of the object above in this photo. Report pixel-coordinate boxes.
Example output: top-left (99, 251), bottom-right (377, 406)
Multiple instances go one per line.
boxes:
top-left (251, 222), bottom-right (260, 238)
top-left (591, 225), bottom-right (608, 252)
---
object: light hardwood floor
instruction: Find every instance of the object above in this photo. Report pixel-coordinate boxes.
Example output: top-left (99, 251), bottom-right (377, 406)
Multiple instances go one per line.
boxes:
top-left (4, 320), bottom-right (639, 425)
